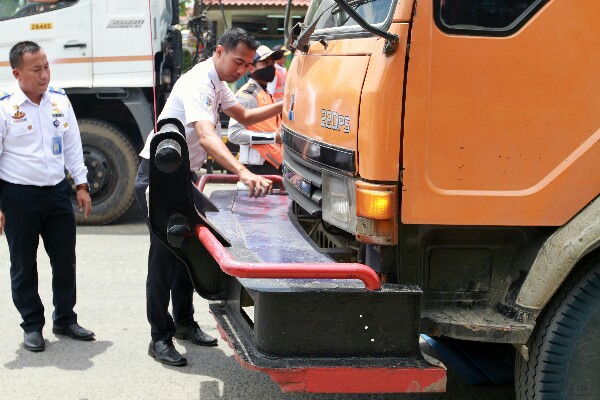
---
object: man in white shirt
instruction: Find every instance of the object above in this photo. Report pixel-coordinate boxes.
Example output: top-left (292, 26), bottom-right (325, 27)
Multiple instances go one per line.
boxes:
top-left (135, 27), bottom-right (282, 366)
top-left (0, 41), bottom-right (94, 352)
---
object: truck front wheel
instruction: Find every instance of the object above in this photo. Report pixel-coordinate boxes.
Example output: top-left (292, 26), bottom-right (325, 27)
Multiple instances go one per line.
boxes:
top-left (72, 119), bottom-right (138, 225)
top-left (515, 255), bottom-right (600, 399)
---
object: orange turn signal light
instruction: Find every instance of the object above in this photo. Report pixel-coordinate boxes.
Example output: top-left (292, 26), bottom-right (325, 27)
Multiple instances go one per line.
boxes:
top-left (355, 182), bottom-right (397, 220)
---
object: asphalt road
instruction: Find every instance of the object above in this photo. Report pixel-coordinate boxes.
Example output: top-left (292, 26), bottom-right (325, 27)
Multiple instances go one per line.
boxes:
top-left (0, 193), bottom-right (516, 400)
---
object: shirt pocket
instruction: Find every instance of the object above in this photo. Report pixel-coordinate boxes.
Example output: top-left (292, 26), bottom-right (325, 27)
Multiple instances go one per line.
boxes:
top-left (52, 117), bottom-right (69, 134)
top-left (8, 120), bottom-right (34, 137)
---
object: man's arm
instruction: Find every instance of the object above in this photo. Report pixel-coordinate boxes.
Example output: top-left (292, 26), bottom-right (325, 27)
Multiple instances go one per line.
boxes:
top-left (228, 95), bottom-right (280, 145)
top-left (194, 120), bottom-right (273, 197)
top-left (223, 101), bottom-right (282, 126)
top-left (62, 99), bottom-right (92, 217)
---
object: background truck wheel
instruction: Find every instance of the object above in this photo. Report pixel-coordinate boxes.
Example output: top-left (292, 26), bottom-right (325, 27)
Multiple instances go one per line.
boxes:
top-left (515, 255), bottom-right (600, 399)
top-left (71, 119), bottom-right (138, 225)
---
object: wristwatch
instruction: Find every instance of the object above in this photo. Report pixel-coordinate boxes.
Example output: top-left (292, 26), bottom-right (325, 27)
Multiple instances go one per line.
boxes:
top-left (76, 183), bottom-right (90, 192)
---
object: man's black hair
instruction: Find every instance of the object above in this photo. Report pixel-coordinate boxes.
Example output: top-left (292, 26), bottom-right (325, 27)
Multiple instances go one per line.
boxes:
top-left (9, 41), bottom-right (42, 69)
top-left (218, 27), bottom-right (259, 52)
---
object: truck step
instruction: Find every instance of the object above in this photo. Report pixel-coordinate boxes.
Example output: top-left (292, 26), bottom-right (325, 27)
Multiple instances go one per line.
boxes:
top-left (422, 307), bottom-right (533, 343)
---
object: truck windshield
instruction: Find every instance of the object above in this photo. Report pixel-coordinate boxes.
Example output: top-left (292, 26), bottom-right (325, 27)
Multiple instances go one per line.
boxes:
top-left (0, 0), bottom-right (75, 20)
top-left (304, 0), bottom-right (396, 31)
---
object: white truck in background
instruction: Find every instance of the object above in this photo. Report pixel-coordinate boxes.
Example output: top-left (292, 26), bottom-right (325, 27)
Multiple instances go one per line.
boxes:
top-left (0, 0), bottom-right (182, 224)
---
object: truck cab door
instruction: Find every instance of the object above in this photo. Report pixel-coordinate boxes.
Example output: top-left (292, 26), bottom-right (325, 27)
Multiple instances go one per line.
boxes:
top-left (0, 0), bottom-right (92, 88)
top-left (403, 0), bottom-right (600, 226)
top-left (90, 0), bottom-right (157, 88)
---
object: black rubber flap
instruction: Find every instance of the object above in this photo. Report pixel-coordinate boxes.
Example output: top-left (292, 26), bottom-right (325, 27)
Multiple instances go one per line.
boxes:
top-left (149, 129), bottom-right (230, 300)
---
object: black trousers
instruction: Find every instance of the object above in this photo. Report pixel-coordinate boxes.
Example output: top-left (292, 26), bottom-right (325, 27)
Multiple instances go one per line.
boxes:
top-left (0, 179), bottom-right (77, 332)
top-left (134, 159), bottom-right (195, 342)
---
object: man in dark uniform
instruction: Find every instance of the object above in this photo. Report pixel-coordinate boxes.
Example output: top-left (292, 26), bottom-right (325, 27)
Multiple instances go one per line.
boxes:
top-left (0, 41), bottom-right (94, 352)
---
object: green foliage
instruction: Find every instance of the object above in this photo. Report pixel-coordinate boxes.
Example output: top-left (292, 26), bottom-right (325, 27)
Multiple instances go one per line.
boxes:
top-left (182, 49), bottom-right (193, 73)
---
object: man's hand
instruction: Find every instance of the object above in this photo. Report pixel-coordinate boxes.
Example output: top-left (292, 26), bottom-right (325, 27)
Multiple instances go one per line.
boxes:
top-left (0, 210), bottom-right (4, 235)
top-left (77, 190), bottom-right (92, 218)
top-left (238, 169), bottom-right (273, 198)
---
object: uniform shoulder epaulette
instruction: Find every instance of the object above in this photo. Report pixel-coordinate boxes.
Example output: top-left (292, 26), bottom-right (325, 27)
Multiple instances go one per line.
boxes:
top-left (49, 86), bottom-right (66, 95)
top-left (0, 91), bottom-right (11, 101)
top-left (242, 83), bottom-right (258, 96)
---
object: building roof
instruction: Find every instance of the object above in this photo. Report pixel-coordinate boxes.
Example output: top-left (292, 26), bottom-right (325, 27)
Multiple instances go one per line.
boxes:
top-left (203, 0), bottom-right (310, 6)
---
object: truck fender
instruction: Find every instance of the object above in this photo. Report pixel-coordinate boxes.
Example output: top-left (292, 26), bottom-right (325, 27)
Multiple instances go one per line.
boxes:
top-left (516, 194), bottom-right (600, 310)
top-left (121, 88), bottom-right (154, 141)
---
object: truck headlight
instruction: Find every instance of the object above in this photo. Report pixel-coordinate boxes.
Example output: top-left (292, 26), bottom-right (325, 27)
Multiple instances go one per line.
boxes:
top-left (322, 170), bottom-right (357, 234)
top-left (322, 171), bottom-right (398, 245)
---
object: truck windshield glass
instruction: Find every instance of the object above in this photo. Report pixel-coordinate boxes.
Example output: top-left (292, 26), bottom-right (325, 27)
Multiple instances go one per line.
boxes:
top-left (0, 0), bottom-right (76, 20)
top-left (304, 0), bottom-right (395, 30)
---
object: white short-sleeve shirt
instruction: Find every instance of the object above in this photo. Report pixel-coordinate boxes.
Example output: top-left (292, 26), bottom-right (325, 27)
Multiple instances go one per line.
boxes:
top-left (140, 58), bottom-right (238, 171)
top-left (0, 83), bottom-right (87, 186)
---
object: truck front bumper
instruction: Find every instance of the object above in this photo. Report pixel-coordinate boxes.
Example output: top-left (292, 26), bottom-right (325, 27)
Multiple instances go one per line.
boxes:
top-left (200, 177), bottom-right (446, 393)
top-left (147, 129), bottom-right (445, 393)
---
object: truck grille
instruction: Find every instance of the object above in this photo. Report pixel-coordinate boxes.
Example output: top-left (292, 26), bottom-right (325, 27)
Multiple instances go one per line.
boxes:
top-left (282, 127), bottom-right (355, 215)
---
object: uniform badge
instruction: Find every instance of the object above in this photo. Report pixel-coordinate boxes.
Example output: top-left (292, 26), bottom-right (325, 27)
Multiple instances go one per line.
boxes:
top-left (53, 119), bottom-right (60, 127)
top-left (12, 105), bottom-right (25, 119)
top-left (52, 105), bottom-right (63, 118)
top-left (200, 92), bottom-right (214, 110)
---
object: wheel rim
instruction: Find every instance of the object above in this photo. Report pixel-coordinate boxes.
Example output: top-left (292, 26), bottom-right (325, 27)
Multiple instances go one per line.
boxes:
top-left (81, 145), bottom-right (116, 204)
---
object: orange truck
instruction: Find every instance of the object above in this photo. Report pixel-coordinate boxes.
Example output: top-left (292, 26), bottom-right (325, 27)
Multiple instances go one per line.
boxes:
top-left (149, 0), bottom-right (599, 397)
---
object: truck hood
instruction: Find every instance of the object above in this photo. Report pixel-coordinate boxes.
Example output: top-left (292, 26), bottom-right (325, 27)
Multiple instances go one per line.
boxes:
top-left (282, 27), bottom-right (408, 182)
top-left (282, 39), bottom-right (375, 174)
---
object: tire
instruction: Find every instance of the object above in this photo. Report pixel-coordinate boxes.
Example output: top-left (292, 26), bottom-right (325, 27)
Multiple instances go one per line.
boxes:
top-left (71, 119), bottom-right (138, 225)
top-left (515, 255), bottom-right (600, 399)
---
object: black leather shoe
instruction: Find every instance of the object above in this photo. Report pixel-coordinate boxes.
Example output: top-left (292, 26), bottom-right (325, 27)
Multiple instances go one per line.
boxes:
top-left (148, 339), bottom-right (187, 366)
top-left (175, 321), bottom-right (218, 346)
top-left (24, 331), bottom-right (45, 352)
top-left (52, 323), bottom-right (95, 341)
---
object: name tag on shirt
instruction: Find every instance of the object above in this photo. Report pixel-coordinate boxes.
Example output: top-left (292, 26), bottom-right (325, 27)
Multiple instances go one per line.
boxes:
top-left (52, 136), bottom-right (63, 155)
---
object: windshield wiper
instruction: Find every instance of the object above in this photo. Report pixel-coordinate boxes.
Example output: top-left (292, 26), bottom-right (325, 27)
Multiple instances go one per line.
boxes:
top-left (331, 0), bottom-right (399, 54)
top-left (286, 0), bottom-right (399, 55)
top-left (331, 0), bottom-right (376, 15)
top-left (286, 2), bottom-right (335, 53)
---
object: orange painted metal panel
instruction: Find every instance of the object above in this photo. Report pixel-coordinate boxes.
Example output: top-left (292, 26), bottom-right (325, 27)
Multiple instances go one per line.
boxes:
top-left (358, 23), bottom-right (408, 181)
top-left (393, 0), bottom-right (415, 22)
top-left (402, 0), bottom-right (600, 226)
top-left (282, 39), bottom-right (376, 152)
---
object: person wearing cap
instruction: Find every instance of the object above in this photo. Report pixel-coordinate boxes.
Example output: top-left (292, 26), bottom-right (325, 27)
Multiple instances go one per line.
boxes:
top-left (134, 27), bottom-right (283, 367)
top-left (228, 45), bottom-right (284, 175)
top-left (267, 44), bottom-right (291, 103)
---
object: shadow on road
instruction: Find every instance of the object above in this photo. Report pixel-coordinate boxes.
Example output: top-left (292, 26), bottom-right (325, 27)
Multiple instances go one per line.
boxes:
top-left (4, 340), bottom-right (113, 371)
